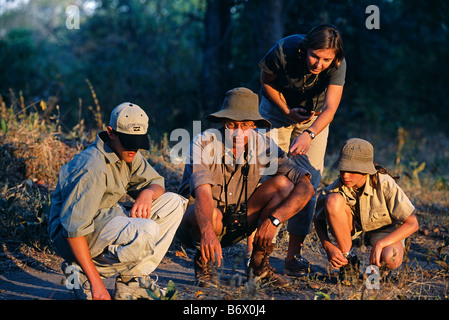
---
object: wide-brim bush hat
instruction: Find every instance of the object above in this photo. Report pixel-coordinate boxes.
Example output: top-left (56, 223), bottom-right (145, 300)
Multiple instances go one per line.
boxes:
top-left (205, 87), bottom-right (271, 128)
top-left (332, 138), bottom-right (377, 175)
top-left (109, 102), bottom-right (150, 150)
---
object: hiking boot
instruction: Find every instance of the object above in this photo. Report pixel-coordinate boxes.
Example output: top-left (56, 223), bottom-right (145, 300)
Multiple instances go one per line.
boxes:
top-left (113, 274), bottom-right (166, 300)
top-left (194, 250), bottom-right (218, 288)
top-left (283, 254), bottom-right (311, 276)
top-left (339, 255), bottom-right (360, 286)
top-left (61, 261), bottom-right (92, 300)
top-left (248, 243), bottom-right (290, 288)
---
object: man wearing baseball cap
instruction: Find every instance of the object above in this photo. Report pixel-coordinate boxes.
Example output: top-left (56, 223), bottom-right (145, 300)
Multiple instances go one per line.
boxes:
top-left (48, 102), bottom-right (186, 300)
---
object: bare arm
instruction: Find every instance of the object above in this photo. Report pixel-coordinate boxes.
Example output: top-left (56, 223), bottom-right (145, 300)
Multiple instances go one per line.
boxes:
top-left (66, 236), bottom-right (111, 300)
top-left (313, 215), bottom-right (348, 269)
top-left (255, 175), bottom-right (315, 247)
top-left (194, 184), bottom-right (223, 266)
top-left (289, 84), bottom-right (343, 155)
top-left (260, 71), bottom-right (314, 124)
top-left (370, 213), bottom-right (419, 266)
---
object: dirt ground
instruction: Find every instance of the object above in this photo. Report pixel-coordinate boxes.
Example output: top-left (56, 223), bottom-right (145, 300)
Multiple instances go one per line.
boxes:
top-left (1, 226), bottom-right (448, 301)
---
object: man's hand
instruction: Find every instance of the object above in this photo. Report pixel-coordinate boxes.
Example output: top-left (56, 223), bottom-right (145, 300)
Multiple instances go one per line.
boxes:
top-left (131, 184), bottom-right (164, 218)
top-left (66, 236), bottom-right (111, 300)
top-left (200, 225), bottom-right (223, 267)
top-left (194, 185), bottom-right (223, 267)
top-left (254, 219), bottom-right (277, 248)
top-left (131, 188), bottom-right (154, 218)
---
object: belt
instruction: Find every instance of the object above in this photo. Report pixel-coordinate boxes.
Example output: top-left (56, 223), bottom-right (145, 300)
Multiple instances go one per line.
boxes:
top-left (299, 112), bottom-right (321, 124)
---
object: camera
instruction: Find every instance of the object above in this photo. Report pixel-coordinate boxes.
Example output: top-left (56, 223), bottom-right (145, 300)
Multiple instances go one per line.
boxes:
top-left (225, 203), bottom-right (247, 234)
top-left (298, 99), bottom-right (314, 116)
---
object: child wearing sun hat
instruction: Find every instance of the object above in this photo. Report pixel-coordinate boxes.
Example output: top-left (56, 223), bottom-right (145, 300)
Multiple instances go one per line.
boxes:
top-left (313, 138), bottom-right (419, 285)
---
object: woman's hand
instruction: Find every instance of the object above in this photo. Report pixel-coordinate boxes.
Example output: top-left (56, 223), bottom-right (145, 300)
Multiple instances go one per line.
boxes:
top-left (287, 108), bottom-right (315, 124)
top-left (289, 131), bottom-right (313, 156)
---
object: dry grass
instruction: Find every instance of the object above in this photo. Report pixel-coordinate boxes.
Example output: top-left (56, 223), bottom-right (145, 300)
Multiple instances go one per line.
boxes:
top-left (0, 95), bottom-right (448, 300)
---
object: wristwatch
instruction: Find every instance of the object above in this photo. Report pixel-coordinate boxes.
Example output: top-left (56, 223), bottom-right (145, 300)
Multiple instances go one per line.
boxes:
top-left (304, 129), bottom-right (316, 140)
top-left (269, 215), bottom-right (281, 227)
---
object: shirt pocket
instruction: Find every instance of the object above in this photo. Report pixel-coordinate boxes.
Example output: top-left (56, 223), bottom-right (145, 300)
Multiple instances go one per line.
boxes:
top-left (369, 206), bottom-right (392, 228)
top-left (212, 183), bottom-right (224, 205)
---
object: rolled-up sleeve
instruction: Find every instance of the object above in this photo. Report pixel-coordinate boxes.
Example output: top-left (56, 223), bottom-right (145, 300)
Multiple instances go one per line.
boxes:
top-left (383, 177), bottom-right (415, 222)
top-left (59, 168), bottom-right (107, 238)
top-left (190, 167), bottom-right (215, 194)
top-left (127, 153), bottom-right (165, 198)
top-left (258, 40), bottom-right (285, 75)
top-left (187, 132), bottom-right (219, 194)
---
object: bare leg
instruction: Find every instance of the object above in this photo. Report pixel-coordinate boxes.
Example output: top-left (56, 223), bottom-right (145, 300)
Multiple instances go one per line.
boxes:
top-left (246, 175), bottom-right (295, 228)
top-left (324, 193), bottom-right (354, 254)
top-left (379, 242), bottom-right (404, 270)
top-left (285, 234), bottom-right (306, 261)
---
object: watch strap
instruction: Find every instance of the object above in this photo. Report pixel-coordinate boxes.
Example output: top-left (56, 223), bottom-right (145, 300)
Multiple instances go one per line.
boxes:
top-left (269, 215), bottom-right (280, 226)
top-left (304, 129), bottom-right (315, 139)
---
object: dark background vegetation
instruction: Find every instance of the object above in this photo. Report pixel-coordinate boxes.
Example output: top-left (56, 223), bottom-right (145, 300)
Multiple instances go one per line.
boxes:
top-left (1, 0), bottom-right (448, 151)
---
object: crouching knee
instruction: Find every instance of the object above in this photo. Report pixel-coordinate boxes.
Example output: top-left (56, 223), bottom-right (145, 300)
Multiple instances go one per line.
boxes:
top-left (274, 175), bottom-right (295, 197)
top-left (324, 193), bottom-right (346, 217)
top-left (153, 192), bottom-right (188, 218)
top-left (381, 244), bottom-right (404, 270)
top-left (115, 218), bottom-right (160, 263)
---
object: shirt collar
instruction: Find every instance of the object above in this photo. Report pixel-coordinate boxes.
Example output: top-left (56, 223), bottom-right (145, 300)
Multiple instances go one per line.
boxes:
top-left (95, 131), bottom-right (120, 164)
top-left (337, 174), bottom-right (373, 200)
top-left (362, 174), bottom-right (374, 196)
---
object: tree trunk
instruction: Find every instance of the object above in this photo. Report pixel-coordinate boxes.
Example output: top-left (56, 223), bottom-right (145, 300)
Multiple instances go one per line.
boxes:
top-left (201, 0), bottom-right (232, 115)
top-left (254, 0), bottom-right (284, 60)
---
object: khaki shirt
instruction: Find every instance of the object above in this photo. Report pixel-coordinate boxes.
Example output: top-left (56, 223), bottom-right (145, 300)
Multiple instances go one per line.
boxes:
top-left (315, 173), bottom-right (415, 232)
top-left (179, 128), bottom-right (310, 207)
top-left (48, 131), bottom-right (164, 240)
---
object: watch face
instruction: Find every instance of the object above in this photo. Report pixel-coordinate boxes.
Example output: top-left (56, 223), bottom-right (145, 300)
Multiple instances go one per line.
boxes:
top-left (305, 130), bottom-right (315, 139)
top-left (270, 216), bottom-right (280, 226)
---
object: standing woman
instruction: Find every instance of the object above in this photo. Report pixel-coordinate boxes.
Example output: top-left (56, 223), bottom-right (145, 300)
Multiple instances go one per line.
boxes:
top-left (258, 24), bottom-right (346, 275)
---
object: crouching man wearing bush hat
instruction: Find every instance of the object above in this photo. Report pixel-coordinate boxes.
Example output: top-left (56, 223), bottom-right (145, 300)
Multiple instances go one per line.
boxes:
top-left (177, 87), bottom-right (315, 288)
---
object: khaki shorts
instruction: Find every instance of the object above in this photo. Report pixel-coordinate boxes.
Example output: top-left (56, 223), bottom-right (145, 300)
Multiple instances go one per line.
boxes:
top-left (353, 224), bottom-right (405, 247)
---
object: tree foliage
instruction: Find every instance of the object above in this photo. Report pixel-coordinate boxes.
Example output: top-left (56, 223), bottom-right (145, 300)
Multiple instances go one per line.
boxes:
top-left (0, 0), bottom-right (448, 140)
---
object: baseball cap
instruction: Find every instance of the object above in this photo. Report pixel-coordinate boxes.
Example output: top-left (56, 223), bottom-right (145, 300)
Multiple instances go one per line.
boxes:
top-left (109, 102), bottom-right (150, 150)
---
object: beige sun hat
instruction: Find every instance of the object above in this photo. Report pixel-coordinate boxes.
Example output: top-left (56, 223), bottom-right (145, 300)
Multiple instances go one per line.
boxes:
top-left (205, 87), bottom-right (271, 128)
top-left (332, 138), bottom-right (377, 175)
